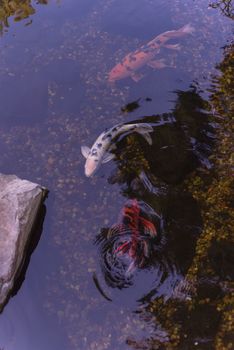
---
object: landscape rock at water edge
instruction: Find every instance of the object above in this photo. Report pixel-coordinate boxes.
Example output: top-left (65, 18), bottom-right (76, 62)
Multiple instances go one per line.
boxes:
top-left (0, 173), bottom-right (48, 312)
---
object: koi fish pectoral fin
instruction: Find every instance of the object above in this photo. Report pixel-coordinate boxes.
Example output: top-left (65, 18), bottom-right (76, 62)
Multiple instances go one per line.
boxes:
top-left (134, 124), bottom-right (153, 145)
top-left (147, 59), bottom-right (167, 69)
top-left (138, 171), bottom-right (160, 194)
top-left (139, 132), bottom-right (152, 145)
top-left (102, 152), bottom-right (115, 163)
top-left (81, 145), bottom-right (91, 158)
top-left (131, 72), bottom-right (145, 82)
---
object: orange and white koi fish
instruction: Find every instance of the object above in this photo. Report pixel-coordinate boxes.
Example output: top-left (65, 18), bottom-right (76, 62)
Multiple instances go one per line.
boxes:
top-left (108, 23), bottom-right (194, 83)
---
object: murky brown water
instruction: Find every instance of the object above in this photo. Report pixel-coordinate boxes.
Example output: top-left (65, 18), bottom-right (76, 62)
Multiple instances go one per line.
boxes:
top-left (0, 1), bottom-right (233, 349)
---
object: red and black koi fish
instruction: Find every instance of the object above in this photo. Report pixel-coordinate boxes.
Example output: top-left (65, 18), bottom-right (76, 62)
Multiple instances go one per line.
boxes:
top-left (109, 199), bottom-right (160, 274)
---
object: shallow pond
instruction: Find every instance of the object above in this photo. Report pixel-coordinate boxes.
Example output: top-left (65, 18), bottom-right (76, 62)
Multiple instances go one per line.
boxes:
top-left (0, 0), bottom-right (233, 349)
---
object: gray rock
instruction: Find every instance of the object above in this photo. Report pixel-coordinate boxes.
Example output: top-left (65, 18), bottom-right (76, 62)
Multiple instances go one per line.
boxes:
top-left (0, 174), bottom-right (48, 312)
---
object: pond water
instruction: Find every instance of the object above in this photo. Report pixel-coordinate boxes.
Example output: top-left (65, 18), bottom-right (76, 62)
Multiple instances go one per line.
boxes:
top-left (0, 0), bottom-right (233, 349)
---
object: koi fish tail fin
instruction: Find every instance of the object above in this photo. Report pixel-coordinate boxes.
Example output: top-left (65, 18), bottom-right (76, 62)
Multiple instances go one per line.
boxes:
top-left (180, 23), bottom-right (195, 34)
top-left (135, 123), bottom-right (154, 145)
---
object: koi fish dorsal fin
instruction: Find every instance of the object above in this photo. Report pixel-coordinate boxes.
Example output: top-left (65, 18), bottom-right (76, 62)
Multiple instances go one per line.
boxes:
top-left (102, 152), bottom-right (115, 163)
top-left (81, 146), bottom-right (90, 158)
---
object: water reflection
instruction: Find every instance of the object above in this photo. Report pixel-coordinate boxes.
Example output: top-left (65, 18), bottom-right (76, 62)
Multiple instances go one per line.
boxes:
top-left (0, 0), bottom-right (48, 33)
top-left (109, 87), bottom-right (214, 189)
top-left (209, 0), bottom-right (234, 19)
top-left (124, 41), bottom-right (234, 350)
top-left (93, 87), bottom-right (212, 308)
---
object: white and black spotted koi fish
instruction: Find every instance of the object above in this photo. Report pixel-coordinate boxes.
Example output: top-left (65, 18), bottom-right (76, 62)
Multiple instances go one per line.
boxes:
top-left (81, 123), bottom-right (153, 177)
top-left (108, 23), bottom-right (194, 83)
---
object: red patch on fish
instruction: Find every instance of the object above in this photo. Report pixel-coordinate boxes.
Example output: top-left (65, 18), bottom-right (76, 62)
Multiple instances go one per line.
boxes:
top-left (113, 199), bottom-right (158, 268)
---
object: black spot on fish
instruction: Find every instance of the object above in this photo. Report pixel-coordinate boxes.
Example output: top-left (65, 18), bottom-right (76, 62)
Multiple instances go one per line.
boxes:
top-left (126, 66), bottom-right (132, 72)
top-left (94, 159), bottom-right (98, 162)
top-left (129, 55), bottom-right (137, 62)
top-left (102, 133), bottom-right (112, 141)
top-left (97, 143), bottom-right (102, 148)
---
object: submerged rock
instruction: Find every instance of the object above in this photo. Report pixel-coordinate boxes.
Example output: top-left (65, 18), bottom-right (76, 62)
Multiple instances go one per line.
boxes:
top-left (0, 174), bottom-right (48, 312)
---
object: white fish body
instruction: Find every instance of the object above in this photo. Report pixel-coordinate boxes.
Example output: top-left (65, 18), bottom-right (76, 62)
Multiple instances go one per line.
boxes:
top-left (81, 123), bottom-right (153, 177)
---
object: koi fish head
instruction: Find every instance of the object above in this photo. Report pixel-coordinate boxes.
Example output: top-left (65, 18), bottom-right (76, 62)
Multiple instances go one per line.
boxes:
top-left (81, 145), bottom-right (101, 177)
top-left (84, 157), bottom-right (99, 177)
